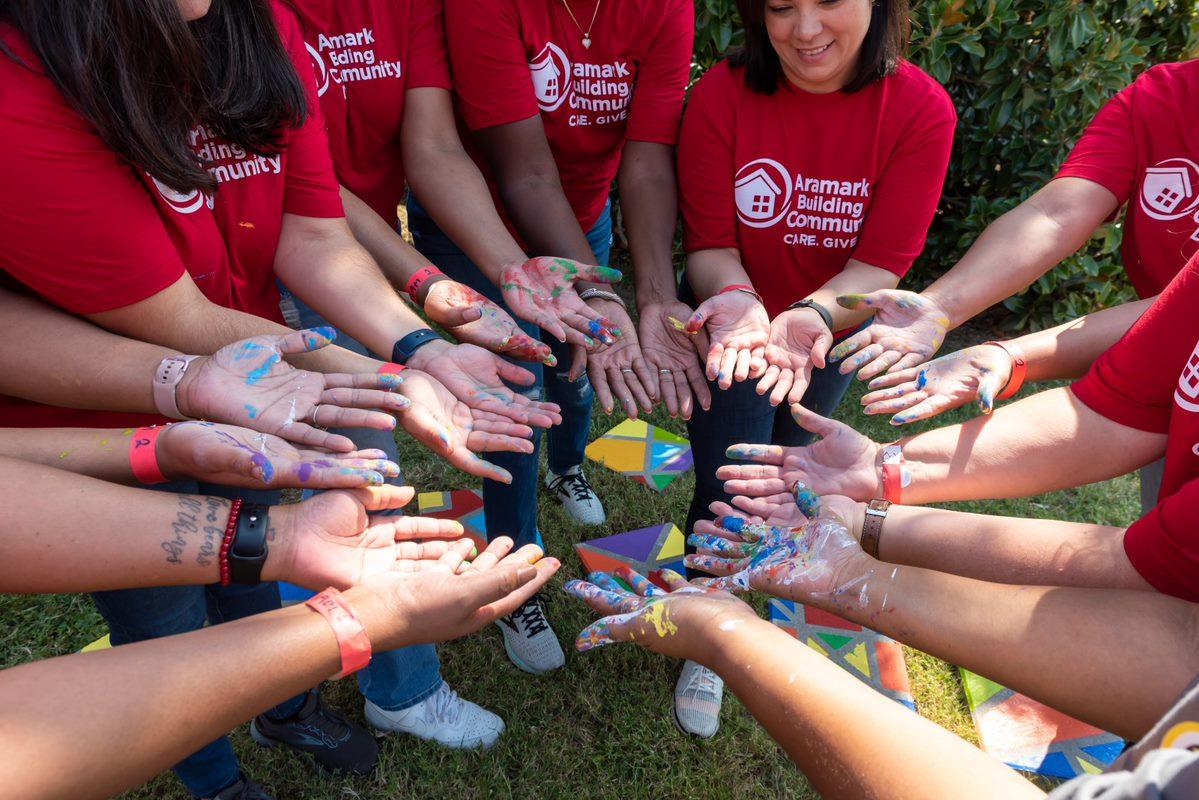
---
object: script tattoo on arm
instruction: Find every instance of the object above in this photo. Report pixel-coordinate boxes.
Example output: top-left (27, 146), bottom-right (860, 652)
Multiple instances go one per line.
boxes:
top-left (196, 497), bottom-right (228, 567)
top-left (162, 496), bottom-right (202, 566)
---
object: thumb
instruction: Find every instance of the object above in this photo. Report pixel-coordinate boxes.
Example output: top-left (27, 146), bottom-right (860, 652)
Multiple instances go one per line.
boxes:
top-left (357, 484), bottom-right (414, 512)
top-left (686, 295), bottom-right (723, 333)
top-left (810, 330), bottom-right (833, 370)
top-left (577, 262), bottom-right (623, 285)
top-left (789, 403), bottom-right (839, 437)
top-left (435, 300), bottom-right (485, 328)
top-left (976, 368), bottom-right (1006, 415)
top-left (276, 326), bottom-right (338, 355)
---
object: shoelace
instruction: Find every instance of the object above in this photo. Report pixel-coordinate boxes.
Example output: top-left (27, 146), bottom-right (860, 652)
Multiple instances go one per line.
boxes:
top-left (425, 684), bottom-right (465, 726)
top-left (511, 594), bottom-right (550, 637)
top-left (549, 471), bottom-right (594, 503)
top-left (682, 666), bottom-right (721, 698)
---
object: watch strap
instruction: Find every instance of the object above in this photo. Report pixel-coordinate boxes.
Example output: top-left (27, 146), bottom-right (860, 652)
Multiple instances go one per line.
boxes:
top-left (228, 503), bottom-right (270, 584)
top-left (390, 328), bottom-right (445, 365)
top-left (860, 499), bottom-right (890, 559)
top-left (789, 299), bottom-right (834, 330)
top-left (152, 355), bottom-right (200, 420)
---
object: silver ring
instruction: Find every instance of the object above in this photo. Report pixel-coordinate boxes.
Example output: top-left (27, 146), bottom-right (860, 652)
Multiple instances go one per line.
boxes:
top-left (658, 369), bottom-right (672, 375)
top-left (620, 368), bottom-right (635, 374)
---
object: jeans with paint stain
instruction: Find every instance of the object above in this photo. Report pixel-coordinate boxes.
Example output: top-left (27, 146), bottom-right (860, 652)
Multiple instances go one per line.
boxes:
top-left (276, 285), bottom-right (444, 713)
top-left (90, 482), bottom-right (301, 798)
top-left (404, 195), bottom-right (611, 549)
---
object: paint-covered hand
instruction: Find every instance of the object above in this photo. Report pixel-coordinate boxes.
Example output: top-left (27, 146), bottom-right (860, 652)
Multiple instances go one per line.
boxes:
top-left (266, 485), bottom-right (468, 591)
top-left (685, 291), bottom-right (769, 389)
top-left (860, 344), bottom-right (1012, 425)
top-left (693, 492), bottom-right (860, 540)
top-left (155, 420), bottom-right (400, 488)
top-left (829, 290), bottom-right (951, 380)
top-left (406, 340), bottom-right (562, 429)
top-left (716, 404), bottom-right (882, 501)
top-left (177, 328), bottom-right (409, 453)
top-left (572, 300), bottom-right (658, 419)
top-left (757, 307), bottom-right (835, 406)
top-left (499, 257), bottom-right (623, 348)
top-left (563, 565), bottom-right (759, 660)
top-left (686, 513), bottom-right (872, 606)
top-left (389, 368), bottom-right (534, 483)
top-left (353, 538), bottom-right (560, 650)
top-left (637, 301), bottom-right (712, 420)
top-left (422, 279), bottom-right (556, 367)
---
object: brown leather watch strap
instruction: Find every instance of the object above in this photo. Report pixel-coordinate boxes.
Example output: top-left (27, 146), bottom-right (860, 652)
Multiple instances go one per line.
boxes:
top-left (860, 499), bottom-right (891, 559)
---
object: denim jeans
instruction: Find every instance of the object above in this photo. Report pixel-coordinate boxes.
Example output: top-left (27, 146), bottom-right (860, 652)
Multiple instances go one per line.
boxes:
top-left (404, 196), bottom-right (612, 548)
top-left (276, 286), bottom-right (444, 713)
top-left (90, 481), bottom-right (299, 798)
top-left (680, 279), bottom-right (868, 548)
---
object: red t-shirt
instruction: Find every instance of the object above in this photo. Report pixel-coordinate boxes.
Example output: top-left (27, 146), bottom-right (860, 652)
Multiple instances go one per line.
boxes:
top-left (288, 0), bottom-right (452, 222)
top-left (0, 2), bottom-right (343, 428)
top-left (1057, 60), bottom-right (1199, 298)
top-left (446, 0), bottom-right (693, 234)
top-left (1072, 251), bottom-right (1199, 600)
top-left (679, 60), bottom-right (956, 318)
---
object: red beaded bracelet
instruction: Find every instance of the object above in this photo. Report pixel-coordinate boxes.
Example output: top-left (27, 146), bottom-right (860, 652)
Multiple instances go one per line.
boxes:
top-left (406, 266), bottom-right (444, 303)
top-left (219, 499), bottom-right (243, 587)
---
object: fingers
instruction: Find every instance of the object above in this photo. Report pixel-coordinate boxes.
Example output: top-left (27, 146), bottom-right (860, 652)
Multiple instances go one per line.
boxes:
top-left (271, 423), bottom-right (358, 453)
top-left (564, 579), bottom-right (641, 615)
top-left (724, 443), bottom-right (785, 464)
top-left (461, 537), bottom-right (513, 573)
top-left (685, 296), bottom-right (718, 334)
top-left (494, 358), bottom-right (538, 388)
top-left (683, 554), bottom-right (747, 578)
top-left (687, 533), bottom-right (753, 558)
top-left (784, 368), bottom-right (811, 407)
top-left (527, 307), bottom-right (570, 345)
top-left (274, 326), bottom-right (338, 355)
top-left (603, 367), bottom-right (640, 420)
top-left (435, 537), bottom-right (479, 574)
top-left (721, 477), bottom-right (789, 497)
top-left (733, 348), bottom-right (752, 383)
top-left (275, 456), bottom-right (398, 488)
top-left (569, 343), bottom-right (588, 382)
top-left (683, 360), bottom-right (712, 413)
top-left (790, 403), bottom-right (838, 437)
top-left (889, 352), bottom-right (929, 373)
top-left (716, 346), bottom-right (738, 388)
top-left (459, 557), bottom-right (560, 625)
top-left (703, 341), bottom-right (725, 383)
top-left (631, 357), bottom-right (659, 404)
top-left (731, 492), bottom-right (790, 520)
top-left (614, 566), bottom-right (667, 597)
top-left (655, 567), bottom-right (691, 592)
top-left (827, 328), bottom-right (872, 363)
top-left (854, 350), bottom-right (904, 382)
top-left (976, 367), bottom-right (1006, 414)
top-left (356, 484), bottom-right (414, 511)
top-left (791, 481), bottom-right (821, 519)
top-left (463, 428), bottom-right (534, 455)
top-left (656, 368), bottom-right (680, 418)
top-left (589, 360), bottom-right (617, 414)
top-left (837, 343), bottom-right (884, 376)
top-left (862, 390), bottom-right (925, 418)
top-left (890, 394), bottom-right (958, 426)
top-left (576, 262), bottom-right (623, 284)
top-left (502, 333), bottom-right (557, 367)
top-left (390, 516), bottom-right (465, 540)
top-left (755, 363), bottom-right (782, 399)
top-left (866, 366), bottom-right (918, 390)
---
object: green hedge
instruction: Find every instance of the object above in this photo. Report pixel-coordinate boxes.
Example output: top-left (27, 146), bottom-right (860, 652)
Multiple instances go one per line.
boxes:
top-left (692, 0), bottom-right (1199, 329)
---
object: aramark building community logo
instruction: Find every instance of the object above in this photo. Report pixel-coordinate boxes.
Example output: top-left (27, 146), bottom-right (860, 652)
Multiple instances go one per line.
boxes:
top-left (528, 41), bottom-right (632, 127)
top-left (1141, 157), bottom-right (1199, 241)
top-left (734, 158), bottom-right (870, 249)
top-left (307, 28), bottom-right (402, 99)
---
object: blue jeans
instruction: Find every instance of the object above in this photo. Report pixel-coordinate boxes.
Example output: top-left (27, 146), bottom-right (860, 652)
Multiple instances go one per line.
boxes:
top-left (90, 482), bottom-right (299, 798)
top-left (277, 286), bottom-right (444, 713)
top-left (404, 196), bottom-right (612, 548)
top-left (680, 280), bottom-right (867, 546)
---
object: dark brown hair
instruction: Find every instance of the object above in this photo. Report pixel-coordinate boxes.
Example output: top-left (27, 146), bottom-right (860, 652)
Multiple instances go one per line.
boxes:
top-left (0, 0), bottom-right (307, 192)
top-left (729, 0), bottom-right (911, 94)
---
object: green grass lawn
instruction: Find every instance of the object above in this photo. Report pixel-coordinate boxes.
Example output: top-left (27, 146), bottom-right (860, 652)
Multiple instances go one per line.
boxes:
top-left (0, 324), bottom-right (1140, 799)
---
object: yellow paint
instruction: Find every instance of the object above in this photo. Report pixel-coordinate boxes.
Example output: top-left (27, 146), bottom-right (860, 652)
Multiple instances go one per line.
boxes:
top-left (58, 451), bottom-right (70, 460)
top-left (81, 634), bottom-right (111, 653)
top-left (643, 602), bottom-right (678, 638)
top-left (806, 637), bottom-right (828, 656)
top-left (1078, 758), bottom-right (1104, 775)
top-left (658, 524), bottom-right (685, 559)
top-left (584, 439), bottom-right (646, 472)
top-left (416, 491), bottom-right (447, 511)
top-left (845, 642), bottom-right (871, 677)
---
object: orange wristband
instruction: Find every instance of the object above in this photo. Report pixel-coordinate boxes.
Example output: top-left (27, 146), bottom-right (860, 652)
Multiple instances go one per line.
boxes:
top-left (306, 588), bottom-right (372, 678)
top-left (717, 283), bottom-right (763, 304)
top-left (130, 425), bottom-right (168, 484)
top-left (378, 362), bottom-right (407, 375)
top-left (983, 340), bottom-right (1028, 400)
top-left (406, 266), bottom-right (444, 303)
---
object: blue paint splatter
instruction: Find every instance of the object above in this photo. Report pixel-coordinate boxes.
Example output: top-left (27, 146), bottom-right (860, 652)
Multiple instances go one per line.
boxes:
top-left (720, 515), bottom-right (746, 533)
top-left (244, 353), bottom-right (280, 385)
top-left (916, 369), bottom-right (928, 390)
top-left (244, 404), bottom-right (259, 420)
top-left (233, 342), bottom-right (267, 361)
top-left (587, 320), bottom-right (603, 336)
top-left (716, 371), bottom-right (726, 381)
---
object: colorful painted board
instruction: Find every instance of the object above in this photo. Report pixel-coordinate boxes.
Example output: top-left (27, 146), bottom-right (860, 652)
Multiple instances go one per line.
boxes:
top-left (584, 419), bottom-right (693, 491)
top-left (574, 522), bottom-right (687, 592)
top-left (279, 489), bottom-right (489, 606)
top-left (80, 634), bottom-right (111, 653)
top-left (959, 668), bottom-right (1125, 778)
top-left (768, 599), bottom-right (915, 710)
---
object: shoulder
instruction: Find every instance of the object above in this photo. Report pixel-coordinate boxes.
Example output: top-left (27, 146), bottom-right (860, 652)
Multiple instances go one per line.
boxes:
top-left (691, 60), bottom-right (743, 104)
top-left (886, 60), bottom-right (955, 118)
top-left (1120, 59), bottom-right (1199, 105)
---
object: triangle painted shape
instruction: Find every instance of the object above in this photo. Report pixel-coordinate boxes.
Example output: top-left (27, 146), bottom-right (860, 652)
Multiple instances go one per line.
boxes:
top-left (656, 524), bottom-right (685, 560)
top-left (817, 632), bottom-right (854, 651)
top-left (586, 524), bottom-right (666, 561)
top-left (845, 642), bottom-right (871, 677)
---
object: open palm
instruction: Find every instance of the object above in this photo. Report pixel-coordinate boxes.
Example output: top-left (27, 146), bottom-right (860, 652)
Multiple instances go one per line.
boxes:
top-left (829, 290), bottom-right (951, 379)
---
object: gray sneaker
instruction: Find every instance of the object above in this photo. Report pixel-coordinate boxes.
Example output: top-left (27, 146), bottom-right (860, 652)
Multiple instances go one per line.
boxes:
top-left (674, 659), bottom-right (724, 738)
top-left (496, 592), bottom-right (565, 674)
top-left (546, 466), bottom-right (606, 525)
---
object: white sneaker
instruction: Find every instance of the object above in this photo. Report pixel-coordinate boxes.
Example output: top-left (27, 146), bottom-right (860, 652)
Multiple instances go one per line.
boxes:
top-left (495, 592), bottom-right (565, 675)
top-left (546, 466), bottom-right (606, 525)
top-left (364, 682), bottom-right (504, 749)
top-left (674, 660), bottom-right (723, 738)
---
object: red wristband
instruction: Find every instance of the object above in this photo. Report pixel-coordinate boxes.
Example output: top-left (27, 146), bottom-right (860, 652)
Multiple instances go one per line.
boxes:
top-left (717, 283), bottom-right (763, 304)
top-left (984, 340), bottom-right (1028, 400)
top-left (219, 499), bottom-right (243, 587)
top-left (406, 266), bottom-right (444, 303)
top-left (306, 588), bottom-right (373, 678)
top-left (129, 425), bottom-right (169, 484)
top-left (880, 444), bottom-right (909, 504)
top-left (378, 362), bottom-right (407, 375)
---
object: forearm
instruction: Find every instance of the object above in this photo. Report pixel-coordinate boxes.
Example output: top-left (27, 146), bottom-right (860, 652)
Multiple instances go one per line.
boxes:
top-left (816, 557), bottom-right (1199, 739)
top-left (274, 215), bottom-right (430, 359)
top-left (923, 180), bottom-right (1114, 328)
top-left (498, 174), bottom-right (595, 263)
top-left (897, 387), bottom-right (1165, 504)
top-left (0, 596), bottom-right (352, 799)
top-left (848, 502), bottom-right (1152, 589)
top-left (340, 186), bottom-right (437, 289)
top-left (618, 142), bottom-right (680, 308)
top-left (707, 620), bottom-right (1041, 800)
top-left (805, 260), bottom-right (901, 330)
top-left (1014, 297), bottom-right (1154, 382)
top-left (684, 248), bottom-right (750, 300)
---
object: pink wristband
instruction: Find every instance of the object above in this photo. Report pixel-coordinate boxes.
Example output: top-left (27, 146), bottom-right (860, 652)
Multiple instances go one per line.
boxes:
top-left (306, 588), bottom-right (372, 678)
top-left (378, 362), bottom-right (407, 375)
top-left (130, 425), bottom-right (168, 484)
top-left (406, 266), bottom-right (444, 303)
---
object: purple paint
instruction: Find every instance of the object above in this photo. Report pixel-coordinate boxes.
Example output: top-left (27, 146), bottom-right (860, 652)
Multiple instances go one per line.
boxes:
top-left (297, 462), bottom-right (314, 482)
top-left (251, 452), bottom-right (275, 483)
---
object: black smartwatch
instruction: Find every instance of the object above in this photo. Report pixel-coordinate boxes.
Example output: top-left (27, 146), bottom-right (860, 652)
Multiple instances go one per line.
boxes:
top-left (788, 298), bottom-right (834, 330)
top-left (229, 503), bottom-right (270, 584)
top-left (391, 328), bottom-right (445, 365)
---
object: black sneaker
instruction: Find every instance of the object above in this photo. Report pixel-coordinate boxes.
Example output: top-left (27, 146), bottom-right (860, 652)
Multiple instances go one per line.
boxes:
top-left (202, 771), bottom-right (274, 800)
top-left (249, 689), bottom-right (378, 775)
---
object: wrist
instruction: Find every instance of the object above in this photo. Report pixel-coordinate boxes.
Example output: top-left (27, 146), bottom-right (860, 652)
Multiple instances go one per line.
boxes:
top-left (918, 289), bottom-right (958, 329)
top-left (153, 423), bottom-right (184, 481)
top-left (414, 272), bottom-right (451, 307)
top-left (846, 501), bottom-right (867, 543)
top-left (173, 357), bottom-right (204, 419)
top-left (983, 340), bottom-right (1027, 400)
top-left (396, 332), bottom-right (450, 369)
top-left (259, 503), bottom-right (296, 584)
top-left (341, 585), bottom-right (407, 651)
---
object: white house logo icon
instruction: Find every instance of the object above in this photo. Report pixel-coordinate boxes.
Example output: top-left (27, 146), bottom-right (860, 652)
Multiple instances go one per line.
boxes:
top-left (1175, 338), bottom-right (1199, 413)
top-left (529, 43), bottom-right (571, 112)
top-left (734, 159), bottom-right (792, 228)
top-left (306, 42), bottom-right (330, 98)
top-left (150, 176), bottom-right (209, 215)
top-left (1141, 158), bottom-right (1199, 220)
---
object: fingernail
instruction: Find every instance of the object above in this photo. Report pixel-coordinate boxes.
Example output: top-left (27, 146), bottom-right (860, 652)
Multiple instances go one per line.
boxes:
top-left (470, 546), bottom-right (478, 558)
top-left (310, 325), bottom-right (337, 344)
